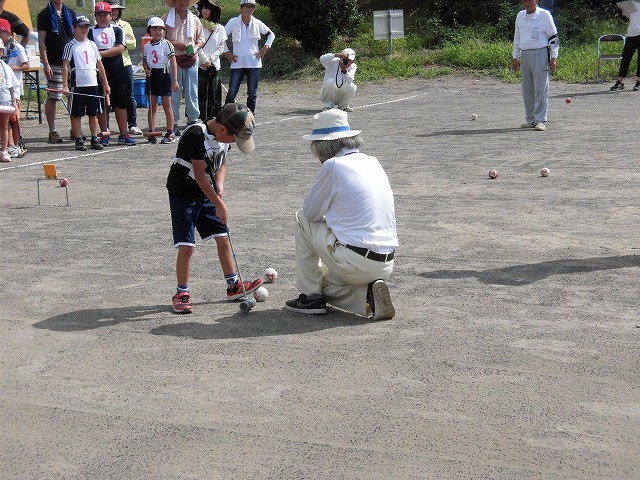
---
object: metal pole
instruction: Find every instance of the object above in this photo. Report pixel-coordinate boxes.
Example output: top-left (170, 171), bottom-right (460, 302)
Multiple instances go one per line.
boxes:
top-left (388, 10), bottom-right (393, 56)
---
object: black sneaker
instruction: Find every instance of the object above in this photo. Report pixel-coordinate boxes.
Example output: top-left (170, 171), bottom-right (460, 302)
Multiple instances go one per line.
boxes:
top-left (173, 126), bottom-right (181, 137)
top-left (634, 81), bottom-right (640, 91)
top-left (610, 80), bottom-right (625, 91)
top-left (284, 294), bottom-right (327, 315)
top-left (75, 138), bottom-right (87, 151)
top-left (90, 139), bottom-right (104, 150)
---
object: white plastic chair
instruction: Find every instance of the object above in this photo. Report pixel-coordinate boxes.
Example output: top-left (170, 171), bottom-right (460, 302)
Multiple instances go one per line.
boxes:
top-left (597, 34), bottom-right (625, 83)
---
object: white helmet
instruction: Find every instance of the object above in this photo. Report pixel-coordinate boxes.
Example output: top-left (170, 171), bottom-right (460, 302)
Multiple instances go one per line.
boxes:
top-left (147, 16), bottom-right (165, 34)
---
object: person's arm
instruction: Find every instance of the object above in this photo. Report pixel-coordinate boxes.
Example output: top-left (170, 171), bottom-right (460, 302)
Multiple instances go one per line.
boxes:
top-left (194, 19), bottom-right (205, 50)
top-left (97, 59), bottom-right (110, 96)
top-left (38, 29), bottom-right (53, 79)
top-left (169, 55), bottom-right (179, 91)
top-left (99, 27), bottom-right (126, 58)
top-left (214, 162), bottom-right (226, 199)
top-left (255, 21), bottom-right (274, 59)
top-left (123, 22), bottom-right (136, 50)
top-left (511, 14), bottom-right (521, 72)
top-left (61, 58), bottom-right (70, 96)
top-left (14, 46), bottom-right (29, 72)
top-left (547, 14), bottom-right (559, 71)
top-left (14, 23), bottom-right (30, 48)
top-left (192, 159), bottom-right (229, 224)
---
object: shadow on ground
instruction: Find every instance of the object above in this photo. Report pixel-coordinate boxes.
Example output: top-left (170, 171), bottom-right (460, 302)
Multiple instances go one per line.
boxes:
top-left (33, 305), bottom-right (170, 331)
top-left (150, 308), bottom-right (373, 339)
top-left (420, 255), bottom-right (640, 286)
top-left (33, 304), bottom-right (372, 338)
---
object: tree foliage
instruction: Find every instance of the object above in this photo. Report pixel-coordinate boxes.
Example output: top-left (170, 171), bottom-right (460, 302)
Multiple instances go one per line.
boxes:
top-left (259, 0), bottom-right (360, 57)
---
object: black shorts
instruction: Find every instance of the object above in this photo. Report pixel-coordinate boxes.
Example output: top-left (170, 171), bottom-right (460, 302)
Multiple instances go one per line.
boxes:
top-left (69, 86), bottom-right (103, 118)
top-left (147, 69), bottom-right (172, 97)
top-left (105, 77), bottom-right (128, 109)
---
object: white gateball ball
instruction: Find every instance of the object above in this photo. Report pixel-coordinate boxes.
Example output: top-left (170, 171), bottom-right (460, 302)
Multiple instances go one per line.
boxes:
top-left (541, 167), bottom-right (550, 177)
top-left (471, 113), bottom-right (478, 120)
top-left (253, 286), bottom-right (268, 302)
top-left (264, 267), bottom-right (278, 283)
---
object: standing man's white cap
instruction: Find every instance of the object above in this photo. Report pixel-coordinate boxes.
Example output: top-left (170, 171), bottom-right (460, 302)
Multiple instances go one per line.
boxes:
top-left (240, 0), bottom-right (256, 4)
top-left (342, 48), bottom-right (356, 61)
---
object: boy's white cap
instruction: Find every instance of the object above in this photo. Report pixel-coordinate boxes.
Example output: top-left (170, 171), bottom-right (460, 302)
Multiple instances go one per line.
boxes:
top-left (0, 38), bottom-right (4, 50)
top-left (241, 0), bottom-right (256, 5)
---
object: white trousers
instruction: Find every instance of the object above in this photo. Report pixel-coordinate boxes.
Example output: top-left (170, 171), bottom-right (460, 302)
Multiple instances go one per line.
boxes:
top-left (294, 209), bottom-right (393, 316)
top-left (320, 82), bottom-right (357, 109)
top-left (520, 47), bottom-right (550, 124)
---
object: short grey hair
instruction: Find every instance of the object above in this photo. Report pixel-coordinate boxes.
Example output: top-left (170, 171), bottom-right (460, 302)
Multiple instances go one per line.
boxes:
top-left (310, 135), bottom-right (364, 161)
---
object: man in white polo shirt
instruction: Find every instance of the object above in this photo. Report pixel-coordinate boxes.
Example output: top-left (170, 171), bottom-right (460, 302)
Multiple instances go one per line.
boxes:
top-left (223, 0), bottom-right (274, 114)
top-left (285, 109), bottom-right (398, 321)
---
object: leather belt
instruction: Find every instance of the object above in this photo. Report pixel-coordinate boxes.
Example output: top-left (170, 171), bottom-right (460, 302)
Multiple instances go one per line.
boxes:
top-left (345, 244), bottom-right (394, 262)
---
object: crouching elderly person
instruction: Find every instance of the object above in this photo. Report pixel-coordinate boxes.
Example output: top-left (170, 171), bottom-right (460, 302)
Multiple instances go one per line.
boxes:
top-left (284, 109), bottom-right (397, 320)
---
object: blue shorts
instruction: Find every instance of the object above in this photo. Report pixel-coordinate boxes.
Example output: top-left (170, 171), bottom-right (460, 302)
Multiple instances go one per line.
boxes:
top-left (169, 192), bottom-right (227, 247)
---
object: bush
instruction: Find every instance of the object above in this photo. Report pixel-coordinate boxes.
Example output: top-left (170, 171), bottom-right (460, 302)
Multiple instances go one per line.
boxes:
top-left (259, 0), bottom-right (361, 56)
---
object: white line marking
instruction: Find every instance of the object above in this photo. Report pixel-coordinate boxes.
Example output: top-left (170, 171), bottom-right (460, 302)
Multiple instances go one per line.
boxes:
top-left (0, 145), bottom-right (138, 172)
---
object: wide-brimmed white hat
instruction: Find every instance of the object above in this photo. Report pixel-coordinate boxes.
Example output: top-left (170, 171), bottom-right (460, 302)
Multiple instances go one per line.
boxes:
top-left (302, 109), bottom-right (361, 141)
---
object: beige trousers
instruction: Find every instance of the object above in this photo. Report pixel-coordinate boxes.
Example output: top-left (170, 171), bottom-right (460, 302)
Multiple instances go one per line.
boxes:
top-left (320, 82), bottom-right (357, 109)
top-left (294, 209), bottom-right (393, 316)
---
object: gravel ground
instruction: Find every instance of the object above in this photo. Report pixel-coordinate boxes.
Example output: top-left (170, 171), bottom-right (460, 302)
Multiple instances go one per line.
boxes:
top-left (1, 75), bottom-right (639, 479)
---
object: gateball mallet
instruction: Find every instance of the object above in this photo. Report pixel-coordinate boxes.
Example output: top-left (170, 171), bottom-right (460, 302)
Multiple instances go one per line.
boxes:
top-left (226, 225), bottom-right (256, 312)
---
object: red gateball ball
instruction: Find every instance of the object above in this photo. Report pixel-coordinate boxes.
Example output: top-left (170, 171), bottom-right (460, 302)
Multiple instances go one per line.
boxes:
top-left (59, 178), bottom-right (69, 187)
top-left (488, 169), bottom-right (499, 179)
top-left (565, 97), bottom-right (572, 104)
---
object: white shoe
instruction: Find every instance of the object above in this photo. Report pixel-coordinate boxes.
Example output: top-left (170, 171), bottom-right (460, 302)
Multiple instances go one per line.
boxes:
top-left (534, 122), bottom-right (546, 131)
top-left (0, 151), bottom-right (11, 163)
top-left (521, 122), bottom-right (535, 129)
top-left (343, 106), bottom-right (354, 112)
top-left (128, 126), bottom-right (143, 135)
top-left (7, 145), bottom-right (19, 158)
top-left (371, 280), bottom-right (395, 320)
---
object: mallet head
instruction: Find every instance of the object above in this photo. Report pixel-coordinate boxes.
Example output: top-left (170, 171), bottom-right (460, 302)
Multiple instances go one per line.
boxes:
top-left (239, 297), bottom-right (257, 312)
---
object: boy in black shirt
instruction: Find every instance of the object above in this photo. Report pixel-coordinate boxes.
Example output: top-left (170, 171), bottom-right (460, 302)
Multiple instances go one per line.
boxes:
top-left (166, 103), bottom-right (262, 313)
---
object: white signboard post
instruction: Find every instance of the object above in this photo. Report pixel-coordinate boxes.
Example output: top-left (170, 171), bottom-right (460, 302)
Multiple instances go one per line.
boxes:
top-left (374, 10), bottom-right (404, 56)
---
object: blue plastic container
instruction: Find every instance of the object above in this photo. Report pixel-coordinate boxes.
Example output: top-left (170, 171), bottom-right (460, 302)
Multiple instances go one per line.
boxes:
top-left (133, 78), bottom-right (162, 108)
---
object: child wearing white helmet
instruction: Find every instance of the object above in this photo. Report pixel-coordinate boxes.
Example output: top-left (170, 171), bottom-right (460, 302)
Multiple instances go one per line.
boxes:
top-left (143, 16), bottom-right (179, 144)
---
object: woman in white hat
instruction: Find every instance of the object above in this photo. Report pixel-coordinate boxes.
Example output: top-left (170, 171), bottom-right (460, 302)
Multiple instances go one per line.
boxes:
top-left (284, 109), bottom-right (398, 321)
top-left (196, 0), bottom-right (227, 120)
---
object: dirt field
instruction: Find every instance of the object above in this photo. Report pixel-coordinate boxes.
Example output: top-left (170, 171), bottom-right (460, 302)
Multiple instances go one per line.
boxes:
top-left (1, 76), bottom-right (639, 479)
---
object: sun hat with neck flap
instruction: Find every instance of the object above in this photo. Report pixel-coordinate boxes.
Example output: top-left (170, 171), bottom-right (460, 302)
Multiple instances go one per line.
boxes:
top-left (302, 109), bottom-right (361, 141)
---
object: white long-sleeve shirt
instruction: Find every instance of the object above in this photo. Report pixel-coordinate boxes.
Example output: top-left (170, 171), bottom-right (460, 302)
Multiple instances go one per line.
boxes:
top-left (319, 52), bottom-right (356, 86)
top-left (513, 7), bottom-right (559, 59)
top-left (303, 148), bottom-right (398, 253)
